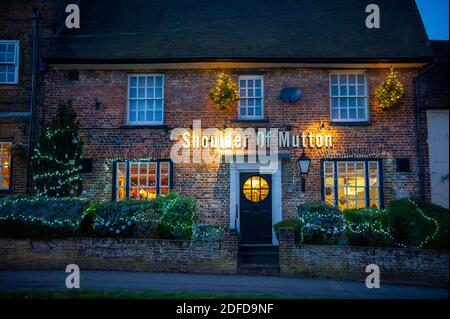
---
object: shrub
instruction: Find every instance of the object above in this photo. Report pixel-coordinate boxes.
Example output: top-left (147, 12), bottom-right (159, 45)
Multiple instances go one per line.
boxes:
top-left (273, 219), bottom-right (302, 243)
top-left (88, 200), bottom-right (152, 238)
top-left (343, 207), bottom-right (390, 247)
top-left (191, 224), bottom-right (226, 241)
top-left (159, 192), bottom-right (196, 239)
top-left (387, 198), bottom-right (448, 250)
top-left (416, 201), bottom-right (449, 250)
top-left (133, 200), bottom-right (161, 239)
top-left (297, 202), bottom-right (345, 245)
top-left (0, 195), bottom-right (89, 239)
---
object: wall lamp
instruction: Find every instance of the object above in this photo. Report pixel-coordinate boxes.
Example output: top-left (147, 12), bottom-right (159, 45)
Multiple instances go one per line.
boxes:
top-left (296, 149), bottom-right (311, 192)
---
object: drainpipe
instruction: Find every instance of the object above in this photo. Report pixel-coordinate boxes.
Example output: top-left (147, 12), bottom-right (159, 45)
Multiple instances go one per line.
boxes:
top-left (413, 58), bottom-right (438, 201)
top-left (26, 9), bottom-right (41, 194)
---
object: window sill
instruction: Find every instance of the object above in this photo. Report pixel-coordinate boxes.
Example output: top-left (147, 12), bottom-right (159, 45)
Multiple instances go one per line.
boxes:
top-left (230, 118), bottom-right (269, 123)
top-left (329, 121), bottom-right (371, 126)
top-left (119, 124), bottom-right (169, 130)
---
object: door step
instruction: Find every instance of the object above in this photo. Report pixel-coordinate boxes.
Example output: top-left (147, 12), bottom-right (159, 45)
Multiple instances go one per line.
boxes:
top-left (237, 245), bottom-right (280, 276)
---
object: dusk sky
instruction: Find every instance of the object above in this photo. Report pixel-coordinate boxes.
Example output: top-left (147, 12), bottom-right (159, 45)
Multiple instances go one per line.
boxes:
top-left (416, 0), bottom-right (449, 40)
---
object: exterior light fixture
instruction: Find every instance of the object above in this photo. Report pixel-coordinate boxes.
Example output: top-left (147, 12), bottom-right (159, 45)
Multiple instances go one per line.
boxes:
top-left (296, 149), bottom-right (311, 192)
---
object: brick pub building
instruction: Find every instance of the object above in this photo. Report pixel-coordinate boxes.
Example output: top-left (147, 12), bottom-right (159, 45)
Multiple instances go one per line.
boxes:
top-left (2, 0), bottom-right (448, 246)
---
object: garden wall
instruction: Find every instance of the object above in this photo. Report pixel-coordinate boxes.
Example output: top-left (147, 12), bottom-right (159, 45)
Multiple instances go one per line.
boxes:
top-left (0, 230), bottom-right (238, 274)
top-left (279, 229), bottom-right (449, 286)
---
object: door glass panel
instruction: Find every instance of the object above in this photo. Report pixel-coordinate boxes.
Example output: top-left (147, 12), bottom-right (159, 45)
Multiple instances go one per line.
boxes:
top-left (242, 175), bottom-right (270, 202)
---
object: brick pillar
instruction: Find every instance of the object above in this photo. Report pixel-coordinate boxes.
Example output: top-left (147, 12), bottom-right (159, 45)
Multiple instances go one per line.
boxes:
top-left (279, 228), bottom-right (295, 275)
top-left (224, 228), bottom-right (239, 274)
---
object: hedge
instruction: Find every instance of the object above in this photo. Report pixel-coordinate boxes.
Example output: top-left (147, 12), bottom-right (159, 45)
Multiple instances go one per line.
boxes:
top-left (0, 195), bottom-right (89, 239)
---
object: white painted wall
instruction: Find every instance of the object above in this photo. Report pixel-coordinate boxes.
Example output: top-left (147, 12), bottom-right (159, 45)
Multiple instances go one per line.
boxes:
top-left (427, 110), bottom-right (449, 208)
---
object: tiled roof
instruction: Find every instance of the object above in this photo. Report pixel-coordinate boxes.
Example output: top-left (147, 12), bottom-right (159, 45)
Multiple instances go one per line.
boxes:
top-left (47, 0), bottom-right (433, 63)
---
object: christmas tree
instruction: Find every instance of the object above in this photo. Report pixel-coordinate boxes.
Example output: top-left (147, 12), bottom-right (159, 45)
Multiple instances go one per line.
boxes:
top-left (32, 101), bottom-right (83, 197)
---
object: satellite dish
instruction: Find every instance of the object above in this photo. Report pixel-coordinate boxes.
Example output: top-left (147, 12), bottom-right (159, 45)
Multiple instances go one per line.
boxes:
top-left (280, 87), bottom-right (302, 103)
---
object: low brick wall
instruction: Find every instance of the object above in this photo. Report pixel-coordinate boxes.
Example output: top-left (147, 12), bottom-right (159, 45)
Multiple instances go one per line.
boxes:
top-left (0, 230), bottom-right (238, 274)
top-left (279, 228), bottom-right (449, 286)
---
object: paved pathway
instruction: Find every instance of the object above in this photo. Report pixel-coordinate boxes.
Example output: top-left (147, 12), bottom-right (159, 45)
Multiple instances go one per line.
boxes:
top-left (0, 270), bottom-right (448, 299)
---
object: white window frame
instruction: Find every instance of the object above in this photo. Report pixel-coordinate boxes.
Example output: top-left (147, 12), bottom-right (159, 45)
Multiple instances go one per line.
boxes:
top-left (323, 160), bottom-right (381, 210)
top-left (0, 40), bottom-right (19, 84)
top-left (0, 142), bottom-right (12, 190)
top-left (329, 70), bottom-right (369, 123)
top-left (127, 74), bottom-right (164, 125)
top-left (128, 161), bottom-right (158, 200)
top-left (114, 160), bottom-right (171, 201)
top-left (238, 75), bottom-right (264, 120)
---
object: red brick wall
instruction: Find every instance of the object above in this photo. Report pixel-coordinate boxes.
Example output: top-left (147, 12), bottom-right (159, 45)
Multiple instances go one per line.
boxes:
top-left (40, 67), bottom-right (425, 224)
top-left (0, 231), bottom-right (238, 274)
top-left (279, 228), bottom-right (449, 286)
top-left (0, 0), bottom-right (59, 195)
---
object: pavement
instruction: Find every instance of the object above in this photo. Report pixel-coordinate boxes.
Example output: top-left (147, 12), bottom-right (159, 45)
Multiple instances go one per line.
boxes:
top-left (0, 270), bottom-right (448, 299)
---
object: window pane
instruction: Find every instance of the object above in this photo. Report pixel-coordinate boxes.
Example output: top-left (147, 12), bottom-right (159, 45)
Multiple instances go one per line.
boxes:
top-left (370, 199), bottom-right (379, 209)
top-left (348, 86), bottom-right (356, 96)
top-left (349, 108), bottom-right (356, 119)
top-left (331, 86), bottom-right (338, 96)
top-left (357, 74), bottom-right (365, 84)
top-left (155, 87), bottom-right (163, 98)
top-left (357, 108), bottom-right (366, 119)
top-left (130, 163), bottom-right (138, 174)
top-left (155, 111), bottom-right (162, 122)
top-left (239, 80), bottom-right (246, 88)
top-left (130, 77), bottom-right (137, 87)
top-left (331, 109), bottom-right (339, 119)
top-left (155, 76), bottom-right (163, 87)
top-left (330, 75), bottom-right (338, 85)
top-left (339, 98), bottom-right (348, 107)
top-left (357, 85), bottom-right (365, 95)
top-left (348, 75), bottom-right (356, 84)
top-left (146, 76), bottom-right (154, 86)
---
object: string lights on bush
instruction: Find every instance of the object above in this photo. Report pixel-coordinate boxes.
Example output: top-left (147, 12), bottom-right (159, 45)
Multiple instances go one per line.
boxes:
top-left (375, 67), bottom-right (405, 110)
top-left (208, 72), bottom-right (239, 111)
top-left (32, 101), bottom-right (84, 197)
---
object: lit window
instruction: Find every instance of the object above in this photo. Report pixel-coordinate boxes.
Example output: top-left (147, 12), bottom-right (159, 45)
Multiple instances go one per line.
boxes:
top-left (128, 74), bottom-right (164, 125)
top-left (238, 75), bottom-right (264, 119)
top-left (242, 175), bottom-right (269, 202)
top-left (114, 161), bottom-right (171, 201)
top-left (0, 40), bottom-right (19, 84)
top-left (323, 160), bottom-right (381, 210)
top-left (0, 142), bottom-right (11, 189)
top-left (330, 72), bottom-right (368, 122)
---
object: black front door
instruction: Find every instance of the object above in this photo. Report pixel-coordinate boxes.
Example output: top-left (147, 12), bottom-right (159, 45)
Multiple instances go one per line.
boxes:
top-left (239, 172), bottom-right (272, 244)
